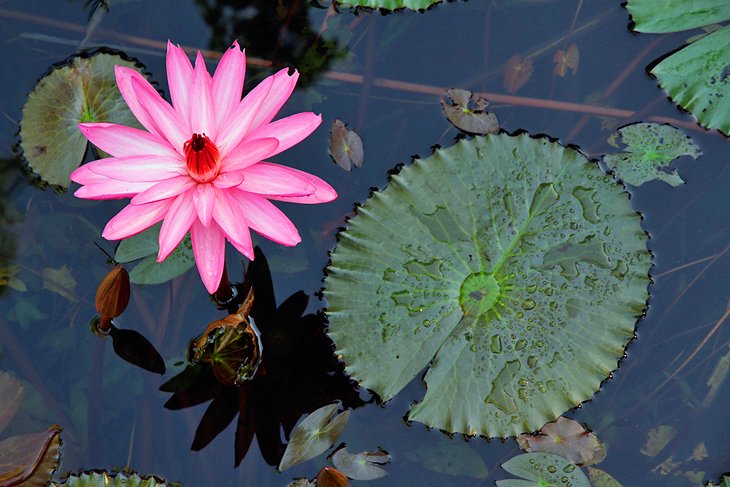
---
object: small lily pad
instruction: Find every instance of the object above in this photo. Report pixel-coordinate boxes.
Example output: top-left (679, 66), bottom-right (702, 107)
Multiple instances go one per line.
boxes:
top-left (496, 452), bottom-right (590, 487)
top-left (553, 43), bottom-right (579, 77)
top-left (330, 447), bottom-right (391, 480)
top-left (603, 123), bottom-right (701, 186)
top-left (19, 49), bottom-right (148, 189)
top-left (516, 417), bottom-right (605, 467)
top-left (278, 403), bottom-right (350, 471)
top-left (329, 119), bottom-right (364, 171)
top-left (335, 0), bottom-right (442, 10)
top-left (50, 470), bottom-right (180, 486)
top-left (441, 89), bottom-right (499, 135)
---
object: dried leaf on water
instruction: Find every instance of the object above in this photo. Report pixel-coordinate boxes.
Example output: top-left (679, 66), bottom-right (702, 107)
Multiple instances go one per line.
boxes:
top-left (0, 425), bottom-right (62, 487)
top-left (516, 416), bottom-right (605, 466)
top-left (553, 43), bottom-right (580, 77)
top-left (503, 54), bottom-right (533, 94)
top-left (329, 119), bottom-right (364, 171)
top-left (440, 88), bottom-right (499, 135)
top-left (278, 403), bottom-right (350, 471)
top-left (330, 447), bottom-right (391, 480)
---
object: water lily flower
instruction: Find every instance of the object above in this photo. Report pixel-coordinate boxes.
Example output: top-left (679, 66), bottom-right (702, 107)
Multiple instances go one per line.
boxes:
top-left (71, 41), bottom-right (336, 294)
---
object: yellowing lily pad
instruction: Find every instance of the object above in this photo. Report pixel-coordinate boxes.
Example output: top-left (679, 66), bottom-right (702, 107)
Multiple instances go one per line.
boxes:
top-left (603, 123), bottom-right (701, 186)
top-left (19, 49), bottom-right (147, 189)
top-left (324, 133), bottom-right (651, 437)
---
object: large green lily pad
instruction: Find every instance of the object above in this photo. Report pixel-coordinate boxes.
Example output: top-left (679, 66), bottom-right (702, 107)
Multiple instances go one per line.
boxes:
top-left (19, 49), bottom-right (146, 189)
top-left (626, 0), bottom-right (730, 33)
top-left (335, 0), bottom-right (442, 10)
top-left (324, 133), bottom-right (651, 437)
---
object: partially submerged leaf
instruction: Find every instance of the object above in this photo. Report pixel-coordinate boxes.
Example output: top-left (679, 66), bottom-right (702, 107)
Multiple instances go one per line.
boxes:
top-left (586, 467), bottom-right (625, 487)
top-left (703, 345), bottom-right (730, 407)
top-left (42, 265), bottom-right (78, 302)
top-left (335, 0), bottom-right (443, 10)
top-left (496, 452), bottom-right (590, 487)
top-left (278, 403), bottom-right (350, 471)
top-left (440, 88), bottom-right (499, 135)
top-left (503, 54), bottom-right (533, 94)
top-left (553, 43), bottom-right (579, 77)
top-left (516, 417), bottom-right (605, 467)
top-left (0, 372), bottom-right (24, 434)
top-left (640, 425), bottom-right (676, 457)
top-left (626, 0), bottom-right (730, 33)
top-left (49, 469), bottom-right (180, 486)
top-left (19, 50), bottom-right (147, 189)
top-left (0, 425), bottom-right (62, 487)
top-left (325, 134), bottom-right (651, 437)
top-left (330, 447), bottom-right (391, 480)
top-left (603, 123), bottom-right (701, 186)
top-left (329, 119), bottom-right (364, 171)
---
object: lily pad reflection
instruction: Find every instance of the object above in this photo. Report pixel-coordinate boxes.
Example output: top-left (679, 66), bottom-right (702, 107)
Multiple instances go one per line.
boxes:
top-left (324, 133), bottom-right (651, 437)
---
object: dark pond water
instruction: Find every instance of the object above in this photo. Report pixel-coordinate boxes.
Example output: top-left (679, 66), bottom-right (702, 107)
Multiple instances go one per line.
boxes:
top-left (1, 1), bottom-right (729, 486)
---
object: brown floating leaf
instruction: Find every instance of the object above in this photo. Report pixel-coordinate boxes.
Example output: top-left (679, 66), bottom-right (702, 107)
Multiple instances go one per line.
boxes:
top-left (316, 467), bottom-right (349, 487)
top-left (0, 372), bottom-right (24, 435)
top-left (95, 265), bottom-right (130, 320)
top-left (330, 447), bottom-right (390, 480)
top-left (553, 43), bottom-right (580, 77)
top-left (503, 54), bottom-right (533, 94)
top-left (516, 416), bottom-right (605, 466)
top-left (329, 119), bottom-right (364, 171)
top-left (0, 425), bottom-right (62, 486)
top-left (440, 88), bottom-right (499, 135)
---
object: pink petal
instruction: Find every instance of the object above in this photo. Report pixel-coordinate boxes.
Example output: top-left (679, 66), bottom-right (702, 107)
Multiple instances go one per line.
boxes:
top-left (166, 41), bottom-right (194, 119)
top-left (190, 52), bottom-right (216, 138)
top-left (233, 191), bottom-right (301, 246)
top-left (247, 68), bottom-right (299, 132)
top-left (157, 190), bottom-right (197, 261)
top-left (71, 162), bottom-right (111, 185)
top-left (115, 66), bottom-right (164, 137)
top-left (102, 199), bottom-right (173, 240)
top-left (190, 219), bottom-right (226, 294)
top-left (212, 172), bottom-right (244, 189)
top-left (131, 175), bottom-right (196, 205)
top-left (86, 155), bottom-right (186, 182)
top-left (212, 188), bottom-right (254, 260)
top-left (238, 162), bottom-right (315, 197)
top-left (265, 167), bottom-right (338, 204)
top-left (242, 112), bottom-right (321, 157)
top-left (74, 179), bottom-right (155, 200)
top-left (212, 41), bottom-right (246, 127)
top-left (193, 183), bottom-right (215, 226)
top-left (220, 137), bottom-right (279, 173)
top-left (78, 123), bottom-right (177, 158)
top-left (215, 76), bottom-right (274, 156)
top-left (130, 75), bottom-right (190, 153)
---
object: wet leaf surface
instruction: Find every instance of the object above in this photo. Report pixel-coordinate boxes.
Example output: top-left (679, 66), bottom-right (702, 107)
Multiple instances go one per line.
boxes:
top-left (278, 403), bottom-right (350, 471)
top-left (329, 119), bottom-right (364, 171)
top-left (516, 416), bottom-right (605, 466)
top-left (330, 447), bottom-right (391, 480)
top-left (440, 88), bottom-right (499, 135)
top-left (603, 122), bottom-right (701, 186)
top-left (553, 43), bottom-right (579, 77)
top-left (496, 452), bottom-right (590, 487)
top-left (0, 425), bottom-right (62, 487)
top-left (626, 0), bottom-right (730, 33)
top-left (503, 54), bottom-right (533, 94)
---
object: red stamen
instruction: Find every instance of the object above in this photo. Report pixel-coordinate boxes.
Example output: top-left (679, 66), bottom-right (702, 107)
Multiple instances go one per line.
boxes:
top-left (184, 134), bottom-right (221, 183)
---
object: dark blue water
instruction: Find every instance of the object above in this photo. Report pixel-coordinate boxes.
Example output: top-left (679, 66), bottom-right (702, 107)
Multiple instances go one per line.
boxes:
top-left (1, 1), bottom-right (729, 486)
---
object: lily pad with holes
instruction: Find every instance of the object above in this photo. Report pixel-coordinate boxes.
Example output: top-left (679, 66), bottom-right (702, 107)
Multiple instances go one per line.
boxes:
top-left (324, 133), bottom-right (651, 437)
top-left (603, 123), bottom-right (701, 187)
top-left (335, 0), bottom-right (442, 10)
top-left (496, 452), bottom-right (590, 487)
top-left (19, 49), bottom-right (147, 189)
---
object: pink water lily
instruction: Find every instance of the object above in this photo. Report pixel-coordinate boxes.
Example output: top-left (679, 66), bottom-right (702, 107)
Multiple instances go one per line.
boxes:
top-left (71, 41), bottom-right (336, 294)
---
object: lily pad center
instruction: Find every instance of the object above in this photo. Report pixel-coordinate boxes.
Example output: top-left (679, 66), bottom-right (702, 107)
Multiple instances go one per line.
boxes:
top-left (459, 271), bottom-right (502, 317)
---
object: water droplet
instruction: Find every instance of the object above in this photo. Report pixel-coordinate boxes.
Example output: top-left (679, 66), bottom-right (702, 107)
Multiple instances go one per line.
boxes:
top-left (516, 311), bottom-right (524, 319)
top-left (526, 284), bottom-right (537, 293)
top-left (422, 319), bottom-right (432, 328)
top-left (549, 301), bottom-right (558, 311)
top-left (527, 355), bottom-right (538, 368)
top-left (521, 299), bottom-right (536, 310)
top-left (547, 465), bottom-right (557, 473)
top-left (515, 339), bottom-right (527, 350)
top-left (490, 335), bottom-right (502, 353)
top-left (562, 464), bottom-right (575, 473)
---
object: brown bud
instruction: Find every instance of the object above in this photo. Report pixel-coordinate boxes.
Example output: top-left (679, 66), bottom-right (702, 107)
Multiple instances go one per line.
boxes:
top-left (95, 265), bottom-right (130, 319)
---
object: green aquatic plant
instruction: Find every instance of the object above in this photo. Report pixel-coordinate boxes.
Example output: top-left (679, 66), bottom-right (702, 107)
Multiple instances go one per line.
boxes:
top-left (324, 133), bottom-right (651, 437)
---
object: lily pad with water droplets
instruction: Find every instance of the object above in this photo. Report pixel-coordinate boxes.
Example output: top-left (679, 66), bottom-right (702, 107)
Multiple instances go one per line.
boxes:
top-left (324, 133), bottom-right (651, 437)
top-left (603, 123), bottom-right (701, 187)
top-left (626, 0), bottom-right (730, 33)
top-left (335, 0), bottom-right (442, 10)
top-left (496, 452), bottom-right (590, 487)
top-left (19, 49), bottom-right (147, 189)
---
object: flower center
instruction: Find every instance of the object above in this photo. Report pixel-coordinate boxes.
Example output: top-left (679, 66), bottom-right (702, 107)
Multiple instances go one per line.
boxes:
top-left (184, 133), bottom-right (221, 183)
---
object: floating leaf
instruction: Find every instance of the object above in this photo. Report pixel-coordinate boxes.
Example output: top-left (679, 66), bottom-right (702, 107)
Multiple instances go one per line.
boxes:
top-left (0, 371), bottom-right (24, 434)
top-left (0, 425), bottom-right (62, 487)
top-left (516, 417), bottom-right (605, 467)
top-left (316, 467), bottom-right (348, 487)
top-left (335, 0), bottom-right (443, 10)
top-left (604, 123), bottom-right (701, 186)
top-left (496, 452), bottom-right (590, 487)
top-left (330, 447), bottom-right (391, 480)
top-left (18, 50), bottom-right (147, 189)
top-left (42, 265), bottom-right (78, 302)
top-left (286, 479), bottom-right (316, 487)
top-left (278, 403), bottom-right (350, 471)
top-left (128, 235), bottom-right (195, 285)
top-left (553, 43), bottom-right (579, 77)
top-left (650, 25), bottom-right (730, 136)
top-left (115, 224), bottom-right (163, 263)
top-left (49, 470), bottom-right (180, 486)
top-left (441, 89), bottom-right (499, 135)
top-left (324, 133), bottom-right (651, 437)
top-left (404, 436), bottom-right (488, 479)
top-left (586, 467), bottom-right (624, 487)
top-left (504, 54), bottom-right (533, 94)
top-left (329, 119), bottom-right (364, 171)
top-left (640, 425), bottom-right (676, 457)
top-left (626, 0), bottom-right (730, 33)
